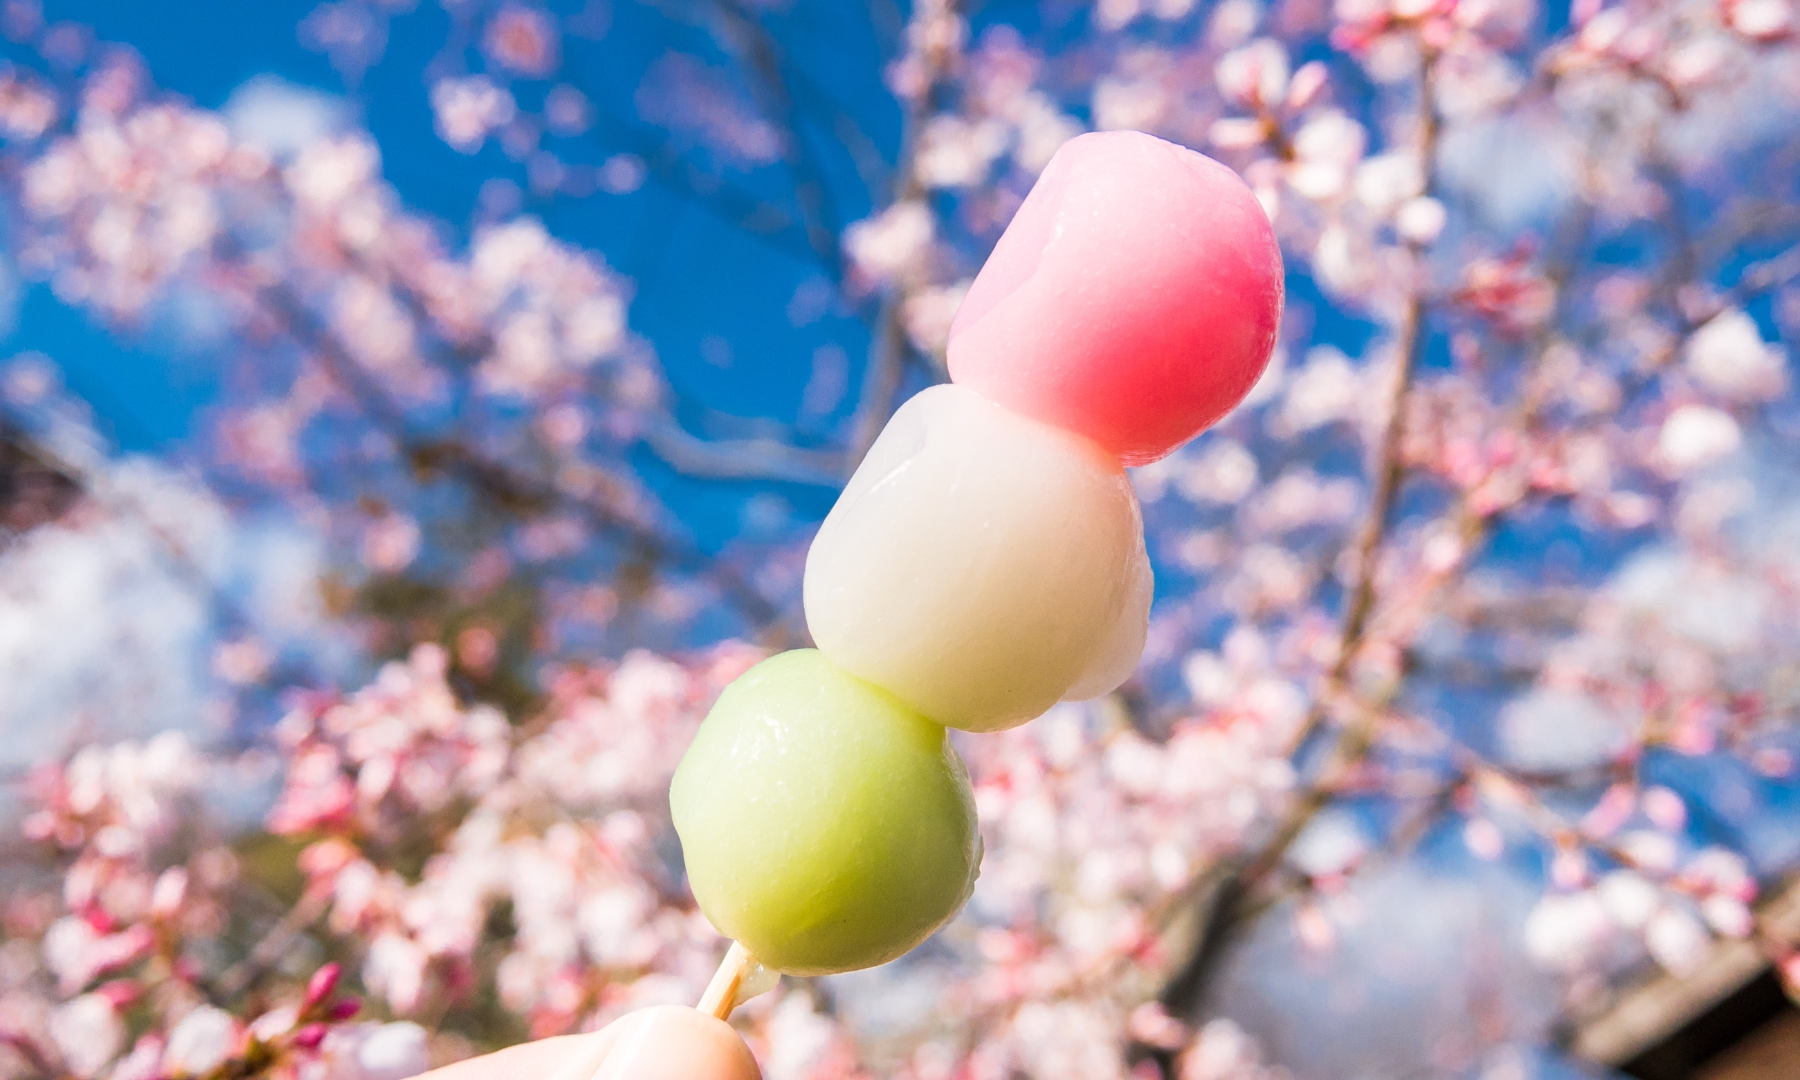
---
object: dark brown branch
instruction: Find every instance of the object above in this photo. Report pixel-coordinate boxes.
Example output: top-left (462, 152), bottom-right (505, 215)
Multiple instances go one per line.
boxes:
top-left (1155, 74), bottom-right (1800, 1032)
top-left (0, 418), bottom-right (82, 546)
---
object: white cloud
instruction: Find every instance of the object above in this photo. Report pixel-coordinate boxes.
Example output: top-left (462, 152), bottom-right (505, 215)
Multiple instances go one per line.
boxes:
top-left (1499, 688), bottom-right (1634, 773)
top-left (222, 75), bottom-right (348, 159)
top-left (1658, 404), bottom-right (1742, 473)
top-left (1609, 547), bottom-right (1766, 655)
top-left (1438, 108), bottom-right (1580, 233)
top-left (0, 463), bottom-right (217, 765)
top-left (1214, 863), bottom-right (1555, 1080)
top-left (0, 457), bottom-right (343, 779)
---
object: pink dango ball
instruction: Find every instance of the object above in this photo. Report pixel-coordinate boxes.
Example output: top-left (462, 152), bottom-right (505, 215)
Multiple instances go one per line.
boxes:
top-left (946, 130), bottom-right (1284, 466)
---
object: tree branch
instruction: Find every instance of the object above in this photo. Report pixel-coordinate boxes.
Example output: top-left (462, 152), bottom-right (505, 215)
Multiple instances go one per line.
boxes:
top-left (845, 0), bottom-right (962, 469)
top-left (711, 0), bottom-right (848, 275)
top-left (1158, 43), bottom-right (1445, 1023)
top-left (256, 283), bottom-right (799, 645)
top-left (642, 418), bottom-right (845, 486)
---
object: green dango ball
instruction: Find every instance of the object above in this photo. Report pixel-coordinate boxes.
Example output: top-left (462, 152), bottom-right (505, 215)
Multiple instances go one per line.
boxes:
top-left (670, 649), bottom-right (982, 976)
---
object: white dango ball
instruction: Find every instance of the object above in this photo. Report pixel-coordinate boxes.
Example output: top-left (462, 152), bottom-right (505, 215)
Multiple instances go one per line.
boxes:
top-left (803, 384), bottom-right (1150, 732)
top-left (1066, 540), bottom-right (1152, 702)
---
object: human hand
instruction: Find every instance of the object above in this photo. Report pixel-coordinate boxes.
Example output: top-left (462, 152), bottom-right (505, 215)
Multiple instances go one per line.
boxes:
top-left (414, 1006), bottom-right (761, 1080)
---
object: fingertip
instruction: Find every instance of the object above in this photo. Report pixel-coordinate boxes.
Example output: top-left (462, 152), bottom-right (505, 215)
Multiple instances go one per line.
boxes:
top-left (593, 1005), bottom-right (761, 1080)
top-left (412, 1030), bottom-right (614, 1080)
top-left (402, 1005), bottom-right (761, 1080)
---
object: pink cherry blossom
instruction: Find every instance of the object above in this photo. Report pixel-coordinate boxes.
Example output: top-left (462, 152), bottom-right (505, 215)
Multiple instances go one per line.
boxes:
top-left (483, 5), bottom-right (559, 78)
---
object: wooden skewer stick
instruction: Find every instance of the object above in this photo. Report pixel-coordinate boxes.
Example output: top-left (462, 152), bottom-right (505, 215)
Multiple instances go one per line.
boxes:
top-left (697, 940), bottom-right (752, 1021)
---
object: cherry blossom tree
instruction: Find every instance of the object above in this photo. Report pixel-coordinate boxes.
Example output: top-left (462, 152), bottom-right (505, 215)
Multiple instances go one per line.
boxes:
top-left (1, 0), bottom-right (1798, 1079)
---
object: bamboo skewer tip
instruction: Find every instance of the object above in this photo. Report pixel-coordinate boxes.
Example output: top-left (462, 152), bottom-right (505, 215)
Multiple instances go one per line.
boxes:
top-left (697, 940), bottom-right (752, 1021)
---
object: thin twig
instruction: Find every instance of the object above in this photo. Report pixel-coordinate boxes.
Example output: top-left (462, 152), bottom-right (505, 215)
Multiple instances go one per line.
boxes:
top-left (216, 890), bottom-right (332, 999)
top-left (712, 0), bottom-right (847, 274)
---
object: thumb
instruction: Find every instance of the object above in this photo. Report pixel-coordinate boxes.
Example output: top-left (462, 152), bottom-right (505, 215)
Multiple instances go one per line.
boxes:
top-left (411, 1005), bottom-right (760, 1080)
top-left (590, 1005), bottom-right (761, 1080)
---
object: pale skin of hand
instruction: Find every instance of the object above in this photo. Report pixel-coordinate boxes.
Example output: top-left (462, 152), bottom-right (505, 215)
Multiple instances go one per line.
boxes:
top-left (414, 1006), bottom-right (762, 1080)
